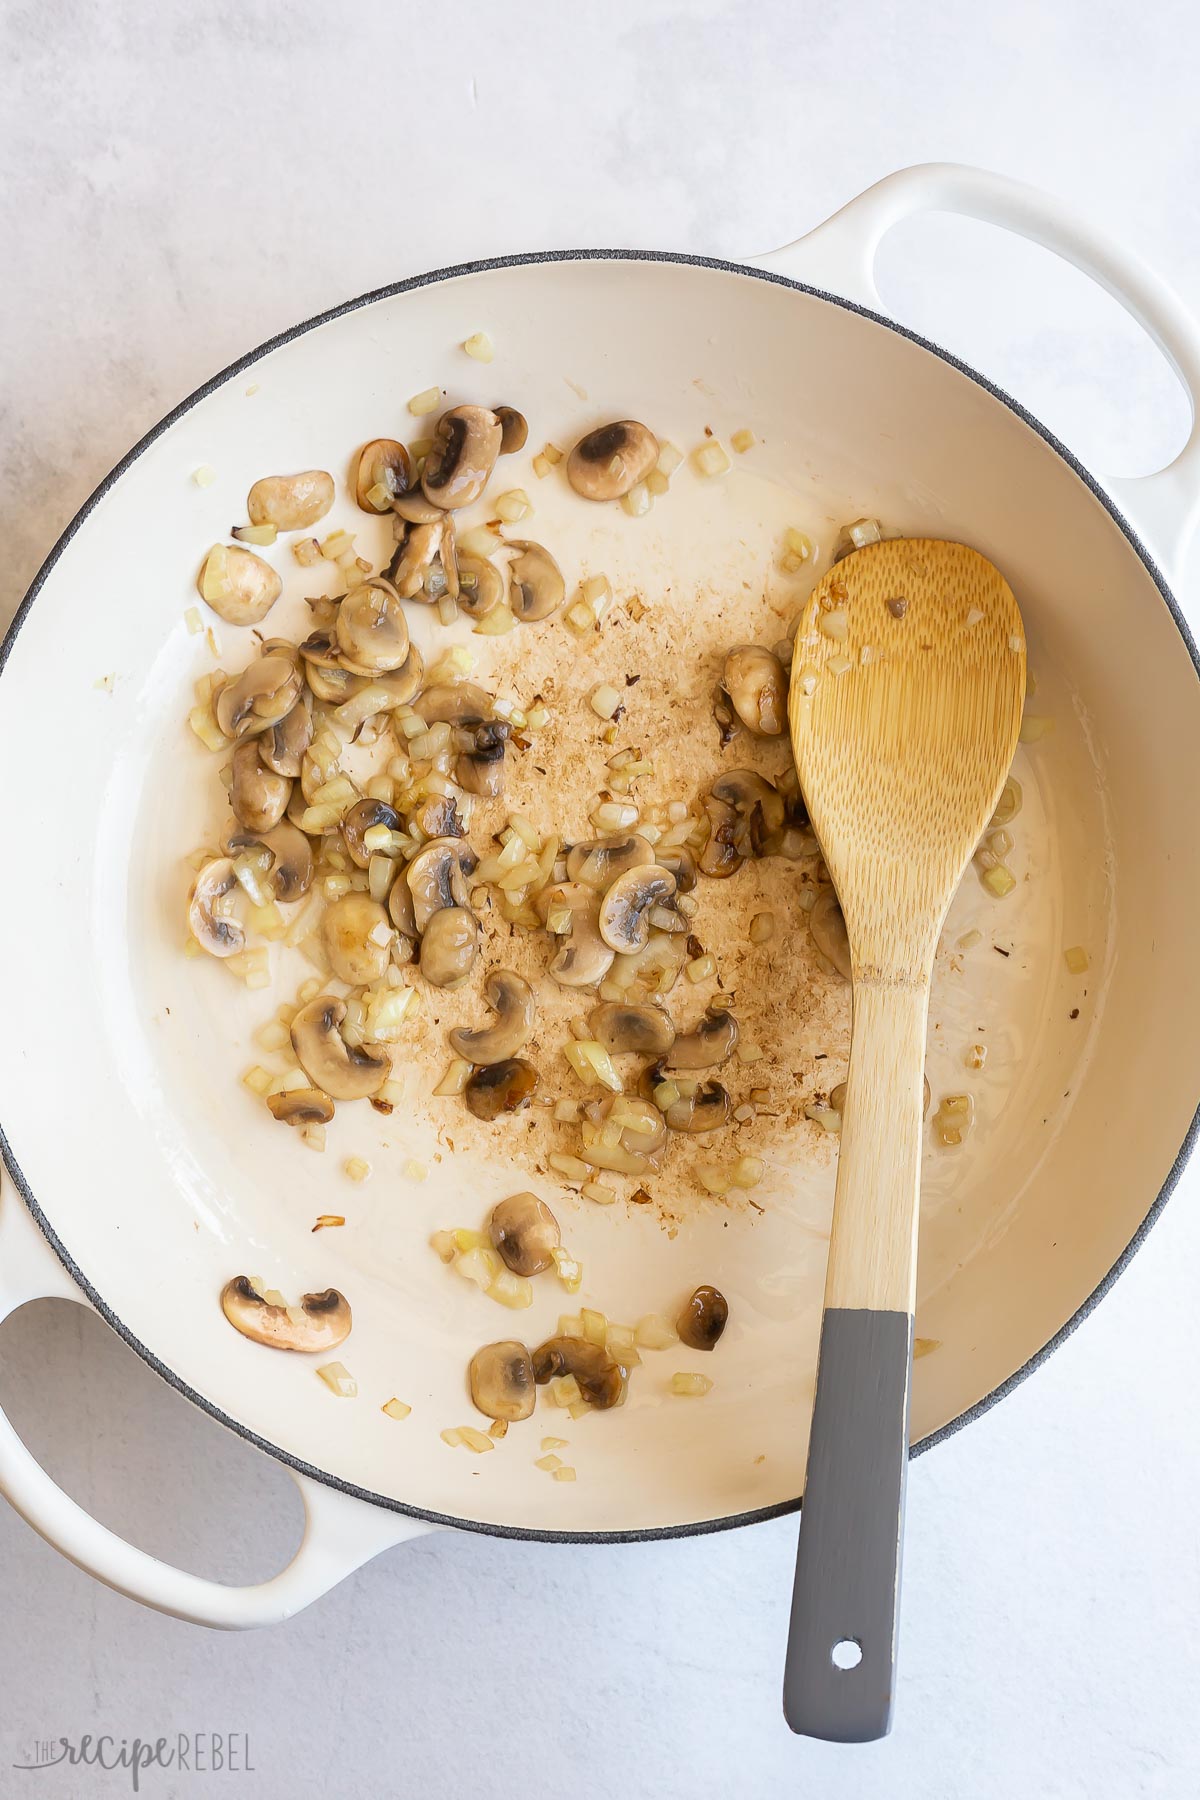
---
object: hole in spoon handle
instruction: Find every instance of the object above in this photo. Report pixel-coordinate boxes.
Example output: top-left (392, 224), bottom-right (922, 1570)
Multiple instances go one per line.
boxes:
top-left (782, 1307), bottom-right (913, 1743)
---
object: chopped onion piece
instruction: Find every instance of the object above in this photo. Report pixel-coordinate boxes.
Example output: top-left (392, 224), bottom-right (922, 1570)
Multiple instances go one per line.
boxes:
top-left (488, 1269), bottom-right (534, 1309)
top-left (656, 442), bottom-right (683, 477)
top-left (550, 1374), bottom-right (582, 1408)
top-left (636, 1313), bottom-right (678, 1350)
top-left (549, 1152), bottom-right (591, 1183)
top-left (433, 1057), bottom-right (473, 1097)
top-left (670, 1372), bottom-right (713, 1397)
top-left (819, 609), bottom-right (848, 642)
top-left (981, 863), bottom-right (1017, 899)
top-left (730, 428), bottom-right (755, 453)
top-left (241, 1065), bottom-right (274, 1096)
top-left (344, 1156), bottom-right (371, 1183)
top-left (494, 488), bottom-right (530, 523)
top-left (1064, 945), bottom-right (1090, 974)
top-left (581, 1180), bottom-right (616, 1206)
top-left (192, 464), bottom-right (217, 488)
top-left (685, 953), bottom-right (716, 983)
top-left (382, 1398), bottom-right (411, 1421)
top-left (691, 441), bottom-right (731, 478)
top-left (535, 1453), bottom-right (563, 1472)
top-left (1019, 715), bottom-right (1054, 743)
top-left (408, 386), bottom-right (441, 415)
top-left (551, 1246), bottom-right (583, 1292)
top-left (462, 332), bottom-right (494, 362)
top-left (620, 481), bottom-right (651, 517)
top-left (552, 1465), bottom-right (577, 1482)
top-left (316, 1362), bottom-right (357, 1398)
top-left (589, 683), bottom-right (622, 720)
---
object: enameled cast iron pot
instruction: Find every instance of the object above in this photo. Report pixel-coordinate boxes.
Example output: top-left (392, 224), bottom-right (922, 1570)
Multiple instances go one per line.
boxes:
top-left (1, 164), bottom-right (1197, 1626)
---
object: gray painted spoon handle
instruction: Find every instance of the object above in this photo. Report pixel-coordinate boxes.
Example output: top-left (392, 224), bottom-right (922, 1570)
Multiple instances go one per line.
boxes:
top-left (782, 1306), bottom-right (914, 1740)
top-left (782, 981), bottom-right (928, 1741)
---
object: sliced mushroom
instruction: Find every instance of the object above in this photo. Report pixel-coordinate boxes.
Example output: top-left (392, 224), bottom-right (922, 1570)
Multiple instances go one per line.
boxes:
top-left (469, 1339), bottom-right (536, 1421)
top-left (449, 968), bottom-right (535, 1065)
top-left (355, 439), bottom-right (412, 513)
top-left (455, 552), bottom-right (507, 620)
top-left (420, 905), bottom-right (479, 988)
top-left (266, 1088), bottom-right (335, 1127)
top-left (336, 579), bottom-right (410, 674)
top-left (215, 654), bottom-right (303, 741)
top-left (409, 793), bottom-right (467, 840)
top-left (488, 1192), bottom-right (560, 1276)
top-left (388, 874), bottom-right (418, 939)
top-left (666, 1005), bottom-right (739, 1070)
top-left (711, 770), bottom-right (786, 858)
top-left (566, 834), bottom-right (654, 891)
top-left (407, 837), bottom-right (478, 931)
top-left (290, 996), bottom-right (390, 1100)
top-left (677, 1285), bottom-right (729, 1351)
top-left (323, 893), bottom-right (393, 985)
top-left (531, 1335), bottom-right (625, 1409)
top-left (372, 644), bottom-right (426, 709)
top-left (697, 795), bottom-right (743, 879)
top-left (413, 682), bottom-right (494, 726)
top-left (421, 405), bottom-right (503, 510)
top-left (188, 857), bottom-right (244, 957)
top-left (221, 1277), bottom-right (351, 1353)
top-left (649, 1074), bottom-right (732, 1134)
top-left (341, 798), bottom-right (402, 868)
top-left (587, 1001), bottom-right (676, 1057)
top-left (223, 821), bottom-right (313, 903)
top-left (298, 633), bottom-right (366, 704)
top-left (230, 740), bottom-right (292, 833)
top-left (464, 1056), bottom-right (538, 1119)
top-left (196, 544), bottom-right (282, 627)
top-left (654, 845), bottom-right (697, 892)
top-left (392, 489), bottom-right (445, 526)
top-left (247, 470), bottom-right (334, 532)
top-left (580, 1094), bottom-right (667, 1171)
top-left (507, 540), bottom-right (565, 622)
top-left (535, 882), bottom-right (615, 988)
top-left (386, 521), bottom-right (444, 599)
top-left (456, 721), bottom-right (509, 799)
top-left (810, 889), bottom-right (851, 981)
top-left (259, 697), bottom-right (313, 778)
top-left (493, 406), bottom-right (529, 455)
top-left (598, 865), bottom-right (678, 955)
top-left (566, 421), bottom-right (658, 501)
top-left (723, 646), bottom-right (787, 736)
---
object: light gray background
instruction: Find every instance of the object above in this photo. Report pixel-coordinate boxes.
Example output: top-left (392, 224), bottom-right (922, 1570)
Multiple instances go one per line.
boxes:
top-left (2, 3), bottom-right (1198, 1796)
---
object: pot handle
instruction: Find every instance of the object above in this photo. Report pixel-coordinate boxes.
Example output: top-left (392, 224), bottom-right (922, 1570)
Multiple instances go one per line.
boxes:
top-left (753, 163), bottom-right (1200, 578)
top-left (0, 1180), bottom-right (434, 1628)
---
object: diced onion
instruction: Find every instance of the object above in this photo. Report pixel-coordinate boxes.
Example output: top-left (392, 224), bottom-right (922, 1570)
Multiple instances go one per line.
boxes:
top-left (494, 489), bottom-right (530, 523)
top-left (316, 1362), bottom-right (357, 1398)
top-left (344, 1156), bottom-right (371, 1182)
top-left (192, 464), bottom-right (217, 488)
top-left (408, 386), bottom-right (441, 416)
top-left (670, 1372), bottom-right (713, 1396)
top-left (635, 1313), bottom-right (678, 1350)
top-left (382, 1398), bottom-right (411, 1421)
top-left (620, 481), bottom-right (651, 517)
top-left (730, 428), bottom-right (755, 453)
top-left (552, 1465), bottom-right (577, 1482)
top-left (589, 683), bottom-right (622, 720)
top-left (691, 441), bottom-right (731, 478)
top-left (462, 332), bottom-right (494, 362)
top-left (1064, 945), bottom-right (1090, 974)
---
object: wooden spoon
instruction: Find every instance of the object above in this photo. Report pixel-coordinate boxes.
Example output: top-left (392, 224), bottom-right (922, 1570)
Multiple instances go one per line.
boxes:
top-left (782, 538), bottom-right (1025, 1742)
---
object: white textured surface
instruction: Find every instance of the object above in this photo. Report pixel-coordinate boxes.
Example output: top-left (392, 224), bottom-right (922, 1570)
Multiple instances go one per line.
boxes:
top-left (1, 2), bottom-right (1199, 1795)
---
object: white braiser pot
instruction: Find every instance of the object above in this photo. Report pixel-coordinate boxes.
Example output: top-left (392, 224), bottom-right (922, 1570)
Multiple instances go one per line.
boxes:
top-left (1, 164), bottom-right (1197, 1627)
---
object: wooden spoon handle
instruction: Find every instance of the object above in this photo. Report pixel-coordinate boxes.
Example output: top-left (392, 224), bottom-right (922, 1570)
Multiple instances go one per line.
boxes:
top-left (782, 982), bottom-right (928, 1741)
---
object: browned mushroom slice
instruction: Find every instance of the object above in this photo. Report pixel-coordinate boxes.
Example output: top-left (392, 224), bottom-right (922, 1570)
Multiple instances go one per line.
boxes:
top-left (493, 406), bottom-right (529, 455)
top-left (421, 405), bottom-right (503, 511)
top-left (420, 905), bottom-right (479, 989)
top-left (647, 1075), bottom-right (732, 1134)
top-left (666, 1005), bottom-right (738, 1071)
top-left (230, 740), bottom-right (291, 834)
top-left (809, 889), bottom-right (851, 981)
top-left (722, 646), bottom-right (787, 737)
top-left (488, 1193), bottom-right (560, 1276)
top-left (222, 821), bottom-right (314, 903)
top-left (323, 893), bottom-right (393, 985)
top-left (221, 1277), bottom-right (351, 1353)
top-left (355, 439), bottom-right (413, 513)
top-left (197, 544), bottom-right (282, 627)
top-left (455, 553), bottom-right (506, 620)
top-left (710, 770), bottom-right (786, 859)
top-left (531, 1335), bottom-right (626, 1408)
top-left (535, 882), bottom-right (615, 988)
top-left (449, 969), bottom-right (535, 1065)
top-left (247, 471), bottom-right (334, 532)
top-left (469, 1339), bottom-right (536, 1422)
top-left (697, 795), bottom-right (743, 878)
top-left (676, 1285), bottom-right (729, 1351)
top-left (464, 1057), bottom-right (538, 1120)
top-left (388, 874), bottom-right (418, 940)
top-left (412, 682), bottom-right (494, 725)
top-left (507, 541), bottom-right (565, 622)
top-left (565, 834), bottom-right (654, 890)
top-left (188, 858), bottom-right (245, 957)
top-left (215, 654), bottom-right (303, 741)
top-left (566, 421), bottom-right (658, 501)
top-left (341, 798), bottom-right (402, 869)
top-left (586, 1001), bottom-right (676, 1057)
top-left (386, 521), bottom-right (445, 599)
top-left (456, 721), bottom-right (509, 798)
top-left (653, 845), bottom-right (698, 892)
top-left (409, 793), bottom-right (467, 841)
top-left (290, 997), bottom-right (390, 1100)
top-left (407, 838), bottom-right (478, 932)
top-left (259, 697), bottom-right (313, 778)
top-left (266, 1088), bottom-right (335, 1127)
top-left (336, 579), bottom-right (410, 674)
top-left (597, 865), bottom-right (678, 955)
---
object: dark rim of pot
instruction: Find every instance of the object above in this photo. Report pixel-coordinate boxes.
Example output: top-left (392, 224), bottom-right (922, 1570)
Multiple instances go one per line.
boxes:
top-left (1, 248), bottom-right (1197, 1547)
